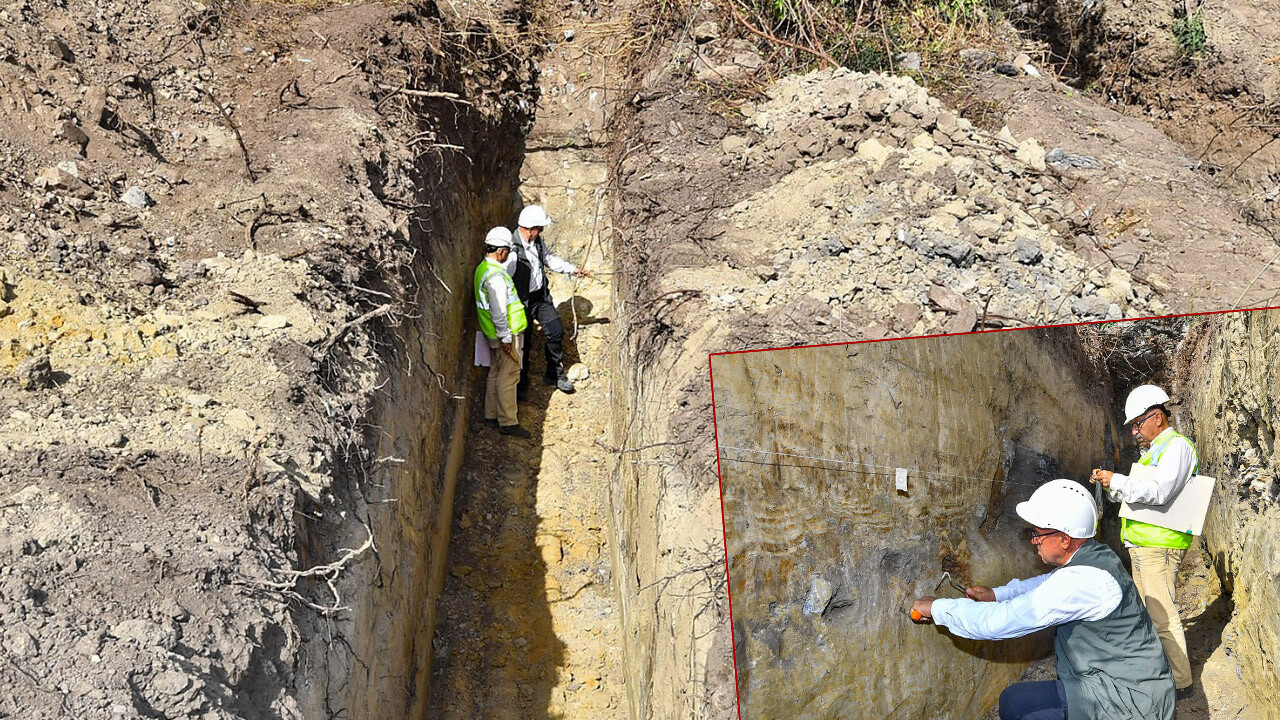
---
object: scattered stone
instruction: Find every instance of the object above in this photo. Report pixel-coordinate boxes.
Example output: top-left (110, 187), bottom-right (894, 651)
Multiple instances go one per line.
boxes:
top-left (1045, 147), bottom-right (1101, 172)
top-left (1013, 236), bottom-right (1043, 265)
top-left (693, 20), bottom-right (720, 44)
top-left (892, 302), bottom-right (922, 333)
top-left (893, 52), bottom-right (921, 72)
top-left (222, 409), bottom-right (258, 434)
top-left (803, 576), bottom-right (834, 614)
top-left (186, 394), bottom-right (215, 408)
top-left (111, 618), bottom-right (176, 649)
top-left (6, 628), bottom-right (39, 657)
top-left (562, 28), bottom-right (575, 41)
top-left (256, 314), bottom-right (290, 330)
top-left (129, 262), bottom-right (162, 287)
top-left (34, 166), bottom-right (94, 199)
top-left (566, 364), bottom-right (590, 382)
top-left (120, 186), bottom-right (153, 208)
top-left (946, 305), bottom-right (979, 334)
top-left (995, 64), bottom-right (1019, 77)
top-left (46, 37), bottom-right (74, 62)
top-left (16, 354), bottom-right (54, 391)
top-left (85, 425), bottom-right (126, 448)
top-left (721, 135), bottom-right (749, 154)
top-left (54, 121), bottom-right (89, 153)
top-left (151, 670), bottom-right (192, 696)
top-left (1016, 138), bottom-right (1047, 172)
top-left (83, 86), bottom-right (109, 127)
top-left (928, 285), bottom-right (973, 316)
top-left (959, 48), bottom-right (997, 70)
top-left (1070, 296), bottom-right (1112, 318)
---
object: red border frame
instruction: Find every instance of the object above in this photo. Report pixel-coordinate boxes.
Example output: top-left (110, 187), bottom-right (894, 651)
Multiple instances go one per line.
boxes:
top-left (709, 304), bottom-right (1280, 719)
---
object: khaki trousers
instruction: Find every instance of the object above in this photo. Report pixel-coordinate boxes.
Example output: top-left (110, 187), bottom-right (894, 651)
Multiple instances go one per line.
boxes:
top-left (1130, 545), bottom-right (1193, 689)
top-left (484, 334), bottom-right (522, 427)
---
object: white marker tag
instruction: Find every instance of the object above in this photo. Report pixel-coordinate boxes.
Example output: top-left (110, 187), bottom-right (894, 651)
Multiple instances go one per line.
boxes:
top-left (895, 467), bottom-right (909, 492)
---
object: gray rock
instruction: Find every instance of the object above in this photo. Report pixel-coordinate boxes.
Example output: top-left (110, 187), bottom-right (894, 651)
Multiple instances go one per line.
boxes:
top-left (693, 20), bottom-right (720, 44)
top-left (959, 48), bottom-right (998, 71)
top-left (721, 135), bottom-right (749, 154)
top-left (1071, 296), bottom-right (1112, 318)
top-left (817, 236), bottom-right (846, 257)
top-left (120, 186), bottom-right (153, 208)
top-left (928, 234), bottom-right (974, 266)
top-left (54, 121), bottom-right (90, 153)
top-left (129, 262), bottom-right (162, 287)
top-left (1014, 236), bottom-right (1043, 264)
top-left (111, 618), bottom-right (177, 649)
top-left (83, 86), bottom-right (109, 127)
top-left (892, 302), bottom-right (922, 333)
top-left (803, 576), bottom-right (835, 614)
top-left (16, 355), bottom-right (54, 391)
top-left (893, 52), bottom-right (922, 72)
top-left (1045, 147), bottom-right (1101, 171)
top-left (928, 284), bottom-right (972, 315)
top-left (995, 64), bottom-right (1020, 77)
top-left (151, 670), bottom-right (192, 696)
top-left (46, 37), bottom-right (74, 62)
top-left (946, 305), bottom-right (978, 334)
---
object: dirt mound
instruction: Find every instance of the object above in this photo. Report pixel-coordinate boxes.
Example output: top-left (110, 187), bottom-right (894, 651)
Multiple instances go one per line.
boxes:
top-left (1, 0), bottom-right (536, 716)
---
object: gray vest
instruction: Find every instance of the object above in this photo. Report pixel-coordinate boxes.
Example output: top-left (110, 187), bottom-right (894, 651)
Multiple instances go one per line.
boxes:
top-left (1055, 540), bottom-right (1175, 720)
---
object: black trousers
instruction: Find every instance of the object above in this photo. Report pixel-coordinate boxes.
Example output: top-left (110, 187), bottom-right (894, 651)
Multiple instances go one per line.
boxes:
top-left (519, 287), bottom-right (565, 391)
top-left (999, 680), bottom-right (1067, 720)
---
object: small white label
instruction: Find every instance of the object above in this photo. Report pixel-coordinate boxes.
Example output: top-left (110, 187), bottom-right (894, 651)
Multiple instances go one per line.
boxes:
top-left (895, 467), bottom-right (909, 492)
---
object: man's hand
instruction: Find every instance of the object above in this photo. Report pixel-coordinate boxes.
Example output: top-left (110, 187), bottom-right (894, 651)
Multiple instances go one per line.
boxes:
top-left (502, 342), bottom-right (518, 361)
top-left (910, 596), bottom-right (935, 622)
top-left (1089, 469), bottom-right (1114, 488)
top-left (573, 267), bottom-right (593, 279)
top-left (965, 585), bottom-right (996, 602)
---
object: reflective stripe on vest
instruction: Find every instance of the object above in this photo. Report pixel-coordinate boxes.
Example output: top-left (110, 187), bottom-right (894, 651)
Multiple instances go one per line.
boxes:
top-left (474, 261), bottom-right (528, 339)
top-left (1121, 429), bottom-right (1198, 549)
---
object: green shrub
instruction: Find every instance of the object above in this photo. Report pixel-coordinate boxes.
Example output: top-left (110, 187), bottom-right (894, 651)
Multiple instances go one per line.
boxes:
top-left (1172, 10), bottom-right (1207, 58)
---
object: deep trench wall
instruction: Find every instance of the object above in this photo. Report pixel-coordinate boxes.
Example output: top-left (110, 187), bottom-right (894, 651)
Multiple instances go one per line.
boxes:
top-left (303, 20), bottom-right (535, 719)
top-left (1183, 309), bottom-right (1280, 719)
top-left (714, 329), bottom-right (1113, 720)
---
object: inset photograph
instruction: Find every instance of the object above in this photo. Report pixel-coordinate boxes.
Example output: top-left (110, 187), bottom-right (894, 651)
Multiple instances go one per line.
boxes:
top-left (713, 308), bottom-right (1279, 720)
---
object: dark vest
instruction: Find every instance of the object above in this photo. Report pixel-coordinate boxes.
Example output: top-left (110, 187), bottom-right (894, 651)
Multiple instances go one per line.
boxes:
top-left (510, 230), bottom-right (552, 302)
top-left (1055, 540), bottom-right (1175, 720)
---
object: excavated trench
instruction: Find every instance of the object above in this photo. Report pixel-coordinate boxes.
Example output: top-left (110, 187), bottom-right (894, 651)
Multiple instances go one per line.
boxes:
top-left (295, 8), bottom-right (633, 719)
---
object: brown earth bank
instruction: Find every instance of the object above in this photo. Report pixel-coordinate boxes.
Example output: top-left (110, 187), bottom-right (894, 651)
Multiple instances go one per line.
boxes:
top-left (1, 0), bottom-right (538, 716)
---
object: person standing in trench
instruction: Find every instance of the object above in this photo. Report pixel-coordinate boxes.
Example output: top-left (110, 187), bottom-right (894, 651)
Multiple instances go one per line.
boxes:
top-left (505, 204), bottom-right (591, 398)
top-left (474, 227), bottom-right (531, 438)
top-left (1090, 384), bottom-right (1196, 699)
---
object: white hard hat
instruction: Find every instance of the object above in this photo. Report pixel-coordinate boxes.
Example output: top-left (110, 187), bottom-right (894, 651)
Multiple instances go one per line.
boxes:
top-left (1124, 384), bottom-right (1170, 424)
top-left (1015, 479), bottom-right (1098, 538)
top-left (484, 226), bottom-right (513, 249)
top-left (517, 205), bottom-right (551, 228)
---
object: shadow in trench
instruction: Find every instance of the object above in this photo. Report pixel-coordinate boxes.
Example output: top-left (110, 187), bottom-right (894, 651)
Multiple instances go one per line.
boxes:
top-left (426, 324), bottom-right (567, 719)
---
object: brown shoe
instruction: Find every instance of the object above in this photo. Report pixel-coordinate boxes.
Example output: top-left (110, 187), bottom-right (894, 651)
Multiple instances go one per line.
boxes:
top-left (499, 424), bottom-right (531, 438)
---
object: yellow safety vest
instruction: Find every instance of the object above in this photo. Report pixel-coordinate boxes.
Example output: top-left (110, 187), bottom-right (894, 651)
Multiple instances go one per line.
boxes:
top-left (1121, 429), bottom-right (1198, 549)
top-left (474, 260), bottom-right (527, 339)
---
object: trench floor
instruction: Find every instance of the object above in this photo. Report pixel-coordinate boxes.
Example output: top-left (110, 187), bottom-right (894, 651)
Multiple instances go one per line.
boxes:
top-left (426, 149), bottom-right (624, 718)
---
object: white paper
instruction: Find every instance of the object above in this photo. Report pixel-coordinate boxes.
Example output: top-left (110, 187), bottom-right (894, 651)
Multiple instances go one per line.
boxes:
top-left (1118, 464), bottom-right (1216, 536)
top-left (895, 467), bottom-right (908, 492)
top-left (473, 331), bottom-right (491, 367)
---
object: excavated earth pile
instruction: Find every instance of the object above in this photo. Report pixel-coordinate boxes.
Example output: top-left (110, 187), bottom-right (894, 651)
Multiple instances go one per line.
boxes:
top-left (0, 1), bottom-right (537, 717)
top-left (608, 6), bottom-right (1280, 719)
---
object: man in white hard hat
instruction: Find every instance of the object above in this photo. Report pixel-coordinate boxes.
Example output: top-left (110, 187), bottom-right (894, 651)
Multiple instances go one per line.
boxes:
top-left (911, 479), bottom-right (1174, 720)
top-left (505, 204), bottom-right (591, 397)
top-left (475, 227), bottom-right (531, 438)
top-left (1089, 384), bottom-right (1196, 697)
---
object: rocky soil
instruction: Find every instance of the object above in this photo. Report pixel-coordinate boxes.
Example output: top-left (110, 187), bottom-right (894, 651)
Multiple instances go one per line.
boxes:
top-left (1, 0), bottom-right (536, 716)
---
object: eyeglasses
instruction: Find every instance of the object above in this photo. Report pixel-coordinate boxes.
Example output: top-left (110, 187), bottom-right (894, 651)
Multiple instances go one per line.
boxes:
top-left (1130, 409), bottom-right (1159, 429)
top-left (1027, 529), bottom-right (1061, 545)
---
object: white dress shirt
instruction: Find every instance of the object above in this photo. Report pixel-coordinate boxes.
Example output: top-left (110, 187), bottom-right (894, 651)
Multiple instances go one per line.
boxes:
top-left (1106, 428), bottom-right (1196, 505)
top-left (930, 548), bottom-right (1122, 641)
top-left (503, 230), bottom-right (577, 293)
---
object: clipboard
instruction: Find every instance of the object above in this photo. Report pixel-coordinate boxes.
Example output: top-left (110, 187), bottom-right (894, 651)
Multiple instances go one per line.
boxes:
top-left (1117, 463), bottom-right (1216, 536)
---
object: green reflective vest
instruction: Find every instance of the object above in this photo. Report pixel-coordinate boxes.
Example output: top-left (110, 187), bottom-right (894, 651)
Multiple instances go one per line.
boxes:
top-left (1121, 429), bottom-right (1198, 549)
top-left (474, 260), bottom-right (527, 340)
